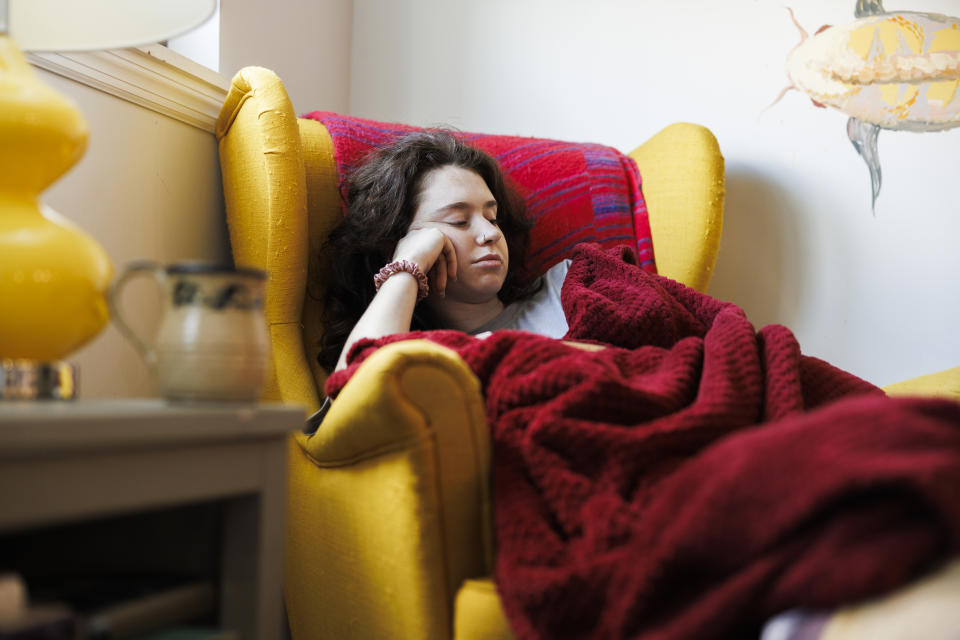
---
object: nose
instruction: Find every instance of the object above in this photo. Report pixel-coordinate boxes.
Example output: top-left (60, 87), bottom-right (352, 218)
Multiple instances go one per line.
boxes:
top-left (476, 218), bottom-right (502, 245)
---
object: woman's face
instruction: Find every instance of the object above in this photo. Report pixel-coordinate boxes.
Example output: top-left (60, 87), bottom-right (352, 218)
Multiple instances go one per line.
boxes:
top-left (410, 165), bottom-right (509, 304)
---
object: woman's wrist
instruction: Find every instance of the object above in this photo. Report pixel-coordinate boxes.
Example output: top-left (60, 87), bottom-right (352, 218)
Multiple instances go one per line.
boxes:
top-left (374, 259), bottom-right (429, 301)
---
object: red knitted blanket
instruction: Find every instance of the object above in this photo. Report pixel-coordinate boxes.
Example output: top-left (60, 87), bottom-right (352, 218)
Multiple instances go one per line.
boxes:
top-left (326, 244), bottom-right (960, 639)
top-left (302, 111), bottom-right (655, 274)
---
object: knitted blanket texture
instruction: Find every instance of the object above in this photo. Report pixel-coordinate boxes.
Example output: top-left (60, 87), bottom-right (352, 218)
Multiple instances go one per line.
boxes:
top-left (325, 244), bottom-right (960, 640)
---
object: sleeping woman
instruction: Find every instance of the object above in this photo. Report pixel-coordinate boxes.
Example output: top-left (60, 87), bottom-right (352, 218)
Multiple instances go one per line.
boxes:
top-left (318, 129), bottom-right (569, 373)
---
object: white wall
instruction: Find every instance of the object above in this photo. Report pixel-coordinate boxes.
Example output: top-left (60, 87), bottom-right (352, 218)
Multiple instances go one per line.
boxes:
top-left (349, 0), bottom-right (960, 387)
top-left (40, 70), bottom-right (229, 398)
top-left (220, 0), bottom-right (352, 114)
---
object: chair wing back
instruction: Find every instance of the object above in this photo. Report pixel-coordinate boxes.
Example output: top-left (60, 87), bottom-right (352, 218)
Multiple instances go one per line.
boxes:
top-left (297, 117), bottom-right (342, 397)
top-left (629, 123), bottom-right (724, 292)
top-left (216, 67), bottom-right (322, 411)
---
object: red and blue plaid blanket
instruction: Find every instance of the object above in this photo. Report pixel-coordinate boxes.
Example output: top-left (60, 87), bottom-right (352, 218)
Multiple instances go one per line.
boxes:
top-left (302, 111), bottom-right (655, 276)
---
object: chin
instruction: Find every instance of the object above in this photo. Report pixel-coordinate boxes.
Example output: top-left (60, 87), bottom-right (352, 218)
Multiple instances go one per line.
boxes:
top-left (447, 282), bottom-right (504, 305)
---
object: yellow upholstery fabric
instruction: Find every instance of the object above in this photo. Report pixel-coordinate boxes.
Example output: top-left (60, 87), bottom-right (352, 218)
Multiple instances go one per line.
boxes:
top-left (215, 67), bottom-right (319, 412)
top-left (297, 117), bottom-right (341, 394)
top-left (882, 366), bottom-right (960, 399)
top-left (454, 579), bottom-right (514, 640)
top-left (629, 123), bottom-right (725, 291)
top-left (215, 66), bottom-right (727, 640)
top-left (285, 340), bottom-right (493, 639)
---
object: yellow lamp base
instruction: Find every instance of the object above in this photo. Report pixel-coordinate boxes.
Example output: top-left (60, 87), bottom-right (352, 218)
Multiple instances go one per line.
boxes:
top-left (0, 35), bottom-right (113, 363)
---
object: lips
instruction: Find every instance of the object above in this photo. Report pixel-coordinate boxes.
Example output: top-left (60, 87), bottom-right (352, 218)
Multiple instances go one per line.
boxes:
top-left (472, 254), bottom-right (503, 267)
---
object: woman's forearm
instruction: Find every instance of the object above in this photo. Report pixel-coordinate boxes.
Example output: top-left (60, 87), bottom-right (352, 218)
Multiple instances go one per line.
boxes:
top-left (335, 272), bottom-right (420, 371)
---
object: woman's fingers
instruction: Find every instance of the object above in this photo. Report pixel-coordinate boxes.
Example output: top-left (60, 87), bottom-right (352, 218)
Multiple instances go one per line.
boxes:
top-left (393, 227), bottom-right (456, 298)
top-left (442, 234), bottom-right (457, 282)
top-left (432, 251), bottom-right (447, 296)
top-left (394, 228), bottom-right (445, 273)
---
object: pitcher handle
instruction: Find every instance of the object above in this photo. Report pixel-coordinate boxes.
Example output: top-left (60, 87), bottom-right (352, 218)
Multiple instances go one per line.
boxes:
top-left (108, 261), bottom-right (165, 368)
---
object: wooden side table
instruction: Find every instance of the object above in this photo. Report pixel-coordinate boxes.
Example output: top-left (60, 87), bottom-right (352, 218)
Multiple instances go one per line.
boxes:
top-left (0, 399), bottom-right (304, 640)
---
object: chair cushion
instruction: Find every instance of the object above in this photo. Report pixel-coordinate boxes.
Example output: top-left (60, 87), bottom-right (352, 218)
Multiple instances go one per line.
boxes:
top-left (302, 111), bottom-right (655, 276)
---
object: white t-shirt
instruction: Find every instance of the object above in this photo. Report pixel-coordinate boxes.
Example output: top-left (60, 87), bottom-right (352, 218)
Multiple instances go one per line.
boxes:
top-left (469, 259), bottom-right (570, 339)
top-left (308, 260), bottom-right (572, 432)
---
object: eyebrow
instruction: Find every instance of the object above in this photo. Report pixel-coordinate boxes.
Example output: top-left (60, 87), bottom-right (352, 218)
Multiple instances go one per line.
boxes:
top-left (432, 200), bottom-right (498, 216)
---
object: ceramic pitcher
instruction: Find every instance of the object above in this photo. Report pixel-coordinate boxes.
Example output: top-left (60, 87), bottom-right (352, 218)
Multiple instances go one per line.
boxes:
top-left (109, 261), bottom-right (269, 402)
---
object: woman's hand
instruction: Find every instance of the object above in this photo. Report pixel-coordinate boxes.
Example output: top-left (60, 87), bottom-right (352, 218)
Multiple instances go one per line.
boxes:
top-left (392, 227), bottom-right (457, 297)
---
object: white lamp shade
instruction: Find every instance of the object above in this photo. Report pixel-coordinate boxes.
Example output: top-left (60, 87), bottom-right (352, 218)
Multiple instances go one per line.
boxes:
top-left (7, 0), bottom-right (216, 52)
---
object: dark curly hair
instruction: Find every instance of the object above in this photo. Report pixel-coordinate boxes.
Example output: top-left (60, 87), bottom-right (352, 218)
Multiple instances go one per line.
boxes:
top-left (317, 130), bottom-right (539, 372)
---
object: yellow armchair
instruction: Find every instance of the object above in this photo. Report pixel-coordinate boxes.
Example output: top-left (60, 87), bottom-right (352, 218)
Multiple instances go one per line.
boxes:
top-left (215, 67), bottom-right (958, 639)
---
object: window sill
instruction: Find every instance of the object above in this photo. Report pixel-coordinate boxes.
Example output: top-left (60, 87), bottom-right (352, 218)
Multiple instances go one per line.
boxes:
top-left (28, 44), bottom-right (229, 134)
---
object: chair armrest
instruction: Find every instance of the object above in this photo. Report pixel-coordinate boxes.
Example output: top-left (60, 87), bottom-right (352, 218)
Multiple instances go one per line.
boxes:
top-left (882, 366), bottom-right (960, 401)
top-left (285, 340), bottom-right (493, 640)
